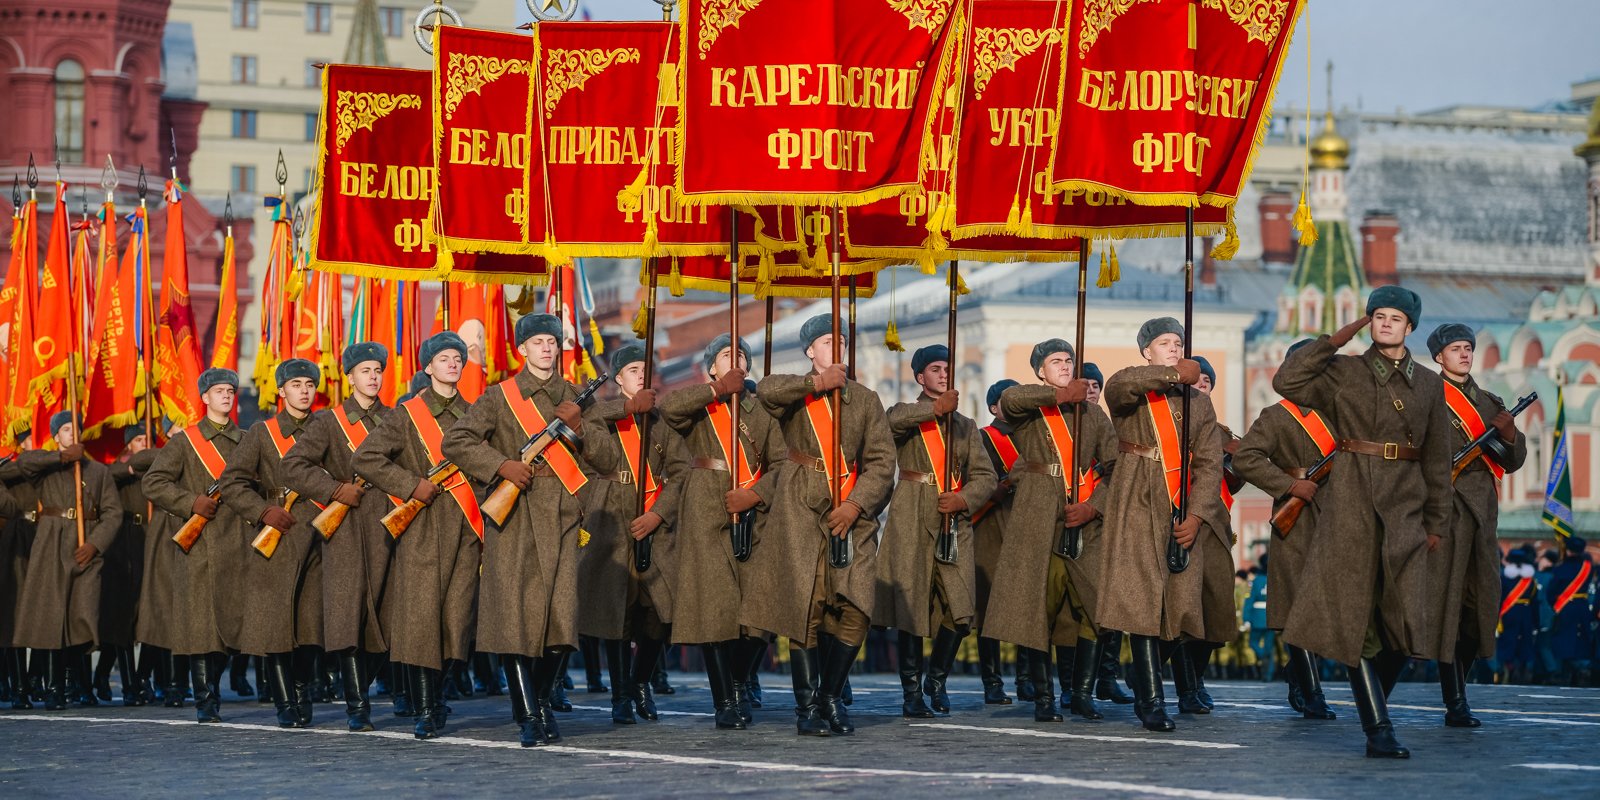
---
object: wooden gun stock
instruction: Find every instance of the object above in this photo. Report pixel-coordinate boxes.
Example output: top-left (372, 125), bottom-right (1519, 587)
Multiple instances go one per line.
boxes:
top-left (1269, 453), bottom-right (1337, 539)
top-left (381, 463), bottom-right (460, 540)
top-left (479, 376), bottom-right (608, 527)
top-left (1448, 393), bottom-right (1536, 484)
top-left (251, 491), bottom-right (301, 559)
top-left (312, 480), bottom-right (369, 541)
top-left (171, 481), bottom-right (223, 553)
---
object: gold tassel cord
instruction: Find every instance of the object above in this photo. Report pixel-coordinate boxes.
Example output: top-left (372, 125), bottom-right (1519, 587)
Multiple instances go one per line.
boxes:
top-left (1293, 192), bottom-right (1318, 246)
top-left (544, 235), bottom-right (572, 267)
top-left (884, 319), bottom-right (904, 352)
top-left (668, 257), bottom-right (684, 297)
top-left (1018, 199), bottom-right (1035, 238)
top-left (631, 303), bottom-right (649, 339)
top-left (588, 317), bottom-right (604, 357)
top-left (1004, 193), bottom-right (1022, 234)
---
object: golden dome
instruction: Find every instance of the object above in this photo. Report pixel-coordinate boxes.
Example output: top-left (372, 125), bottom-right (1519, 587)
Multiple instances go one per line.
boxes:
top-left (1309, 110), bottom-right (1350, 170)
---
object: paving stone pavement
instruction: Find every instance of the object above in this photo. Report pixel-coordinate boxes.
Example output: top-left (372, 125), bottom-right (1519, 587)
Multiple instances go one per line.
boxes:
top-left (3, 673), bottom-right (1598, 798)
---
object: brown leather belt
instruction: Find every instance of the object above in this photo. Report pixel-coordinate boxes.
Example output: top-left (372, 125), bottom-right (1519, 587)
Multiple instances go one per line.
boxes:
top-left (691, 457), bottom-right (730, 472)
top-left (1118, 440), bottom-right (1160, 460)
top-left (124, 512), bottom-right (147, 525)
top-left (1013, 461), bottom-right (1065, 478)
top-left (599, 470), bottom-right (635, 485)
top-left (788, 450), bottom-right (857, 477)
top-left (1337, 439), bottom-right (1421, 462)
top-left (36, 506), bottom-right (97, 521)
top-left (898, 469), bottom-right (937, 485)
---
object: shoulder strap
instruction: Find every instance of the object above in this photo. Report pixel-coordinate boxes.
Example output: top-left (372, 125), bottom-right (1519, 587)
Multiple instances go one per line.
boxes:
top-left (183, 426), bottom-right (227, 481)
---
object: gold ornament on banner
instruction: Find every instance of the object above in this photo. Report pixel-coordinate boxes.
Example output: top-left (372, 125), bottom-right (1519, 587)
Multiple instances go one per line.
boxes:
top-left (1077, 0), bottom-right (1160, 58)
top-left (697, 0), bottom-right (766, 60)
top-left (335, 92), bottom-right (423, 153)
top-left (885, 0), bottom-right (954, 33)
top-left (444, 53), bottom-right (531, 120)
top-left (543, 48), bottom-right (642, 118)
top-left (971, 27), bottom-right (1061, 99)
top-left (1202, 0), bottom-right (1292, 46)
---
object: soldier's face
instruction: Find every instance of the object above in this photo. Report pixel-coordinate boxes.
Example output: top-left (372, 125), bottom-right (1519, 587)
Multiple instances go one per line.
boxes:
top-left (349, 362), bottom-right (384, 400)
top-left (520, 334), bottom-right (559, 371)
top-left (281, 377), bottom-right (317, 413)
top-left (709, 347), bottom-right (746, 380)
top-left (616, 362), bottom-right (646, 397)
top-left (1085, 379), bottom-right (1102, 405)
top-left (125, 434), bottom-right (150, 455)
top-left (426, 350), bottom-right (463, 385)
top-left (806, 334), bottom-right (842, 371)
top-left (1434, 341), bottom-right (1474, 377)
top-left (1037, 352), bottom-right (1074, 388)
top-left (1371, 308), bottom-right (1413, 347)
top-left (1142, 333), bottom-right (1184, 367)
top-left (916, 361), bottom-right (950, 395)
top-left (203, 385), bottom-right (236, 416)
top-left (54, 423), bottom-right (77, 449)
top-left (1196, 373), bottom-right (1213, 394)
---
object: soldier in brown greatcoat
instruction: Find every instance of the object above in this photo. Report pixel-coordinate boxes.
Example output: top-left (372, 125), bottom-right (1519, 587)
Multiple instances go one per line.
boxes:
top-left (746, 314), bottom-right (895, 737)
top-left (140, 368), bottom-right (246, 717)
top-left (1273, 286), bottom-right (1455, 759)
top-left (1078, 362), bottom-right (1134, 707)
top-left (12, 412), bottom-right (118, 711)
top-left (1233, 339), bottom-right (1338, 720)
top-left (220, 358), bottom-right (325, 728)
top-left (973, 379), bottom-right (1021, 706)
top-left (0, 451), bottom-right (34, 710)
top-left (1426, 323), bottom-right (1527, 729)
top-left (1094, 318), bottom-right (1224, 733)
top-left (442, 314), bottom-right (590, 748)
top-left (282, 342), bottom-right (392, 732)
top-left (354, 332), bottom-right (480, 741)
top-left (876, 345), bottom-right (995, 719)
top-left (579, 343), bottom-right (688, 726)
top-left (97, 431), bottom-right (158, 705)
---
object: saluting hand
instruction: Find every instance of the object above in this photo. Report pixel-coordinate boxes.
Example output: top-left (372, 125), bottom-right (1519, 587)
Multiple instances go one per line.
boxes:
top-left (1330, 315), bottom-right (1371, 348)
top-left (826, 500), bottom-right (862, 538)
top-left (629, 511), bottom-right (664, 541)
top-left (932, 390), bottom-right (959, 417)
top-left (1491, 410), bottom-right (1516, 442)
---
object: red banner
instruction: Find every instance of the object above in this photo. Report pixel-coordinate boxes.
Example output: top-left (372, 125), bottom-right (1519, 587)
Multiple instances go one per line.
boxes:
top-left (677, 0), bottom-right (959, 207)
top-left (1048, 0), bottom-right (1302, 208)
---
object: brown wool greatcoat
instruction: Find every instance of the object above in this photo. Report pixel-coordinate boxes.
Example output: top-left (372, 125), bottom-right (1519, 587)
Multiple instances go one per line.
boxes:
top-left (1094, 366), bottom-right (1227, 641)
top-left (984, 385), bottom-right (1117, 651)
top-left (577, 398), bottom-right (688, 640)
top-left (1273, 338), bottom-right (1454, 666)
top-left (973, 422), bottom-right (1015, 633)
top-left (874, 396), bottom-right (995, 638)
top-left (658, 383), bottom-right (782, 645)
top-left (0, 460), bottom-right (35, 646)
top-left (747, 374), bottom-right (896, 643)
top-left (100, 448), bottom-right (157, 647)
top-left (1233, 401), bottom-right (1334, 632)
top-left (139, 424), bottom-right (245, 655)
top-left (282, 396), bottom-right (393, 654)
top-left (220, 412), bottom-right (324, 656)
top-left (1436, 376), bottom-right (1527, 662)
top-left (443, 370), bottom-right (585, 658)
top-left (353, 387), bottom-right (479, 671)
top-left (12, 452), bottom-right (119, 649)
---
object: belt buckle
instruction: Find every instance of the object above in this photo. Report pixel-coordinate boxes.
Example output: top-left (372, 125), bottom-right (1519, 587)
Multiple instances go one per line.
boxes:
top-left (1383, 442), bottom-right (1399, 460)
top-left (618, 470), bottom-right (634, 485)
top-left (23, 510), bottom-right (36, 522)
top-left (64, 507), bottom-right (76, 520)
top-left (1048, 463), bottom-right (1063, 478)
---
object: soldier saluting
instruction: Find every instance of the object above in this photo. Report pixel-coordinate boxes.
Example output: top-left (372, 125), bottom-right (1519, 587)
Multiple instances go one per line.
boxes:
top-left (1273, 286), bottom-right (1454, 759)
top-left (1427, 323), bottom-right (1526, 728)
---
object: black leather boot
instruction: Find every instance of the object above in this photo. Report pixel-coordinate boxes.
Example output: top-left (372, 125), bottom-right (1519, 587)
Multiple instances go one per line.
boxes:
top-left (744, 637), bottom-right (767, 709)
top-left (703, 642), bottom-right (746, 730)
top-left (532, 652), bottom-right (564, 743)
top-left (190, 652), bottom-right (223, 723)
top-left (817, 634), bottom-right (859, 735)
top-left (160, 651), bottom-right (186, 708)
top-left (71, 647), bottom-right (99, 706)
top-left (131, 645), bottom-right (157, 706)
top-left (651, 655), bottom-right (675, 695)
top-left (1026, 647), bottom-right (1061, 722)
top-left (1015, 647), bottom-right (1037, 702)
top-left (629, 638), bottom-right (663, 721)
top-left (114, 647), bottom-right (140, 706)
top-left (549, 651), bottom-right (574, 712)
top-left (506, 656), bottom-right (540, 746)
top-left (581, 635), bottom-right (608, 693)
top-left (1170, 643), bottom-right (1208, 714)
top-left (341, 650), bottom-right (373, 731)
top-left (412, 665), bottom-right (440, 740)
top-left (731, 635), bottom-right (761, 725)
top-left (7, 648), bottom-right (30, 710)
top-left (1351, 656), bottom-right (1409, 758)
top-left (897, 631), bottom-right (933, 718)
top-left (473, 652), bottom-right (505, 696)
top-left (267, 653), bottom-right (299, 728)
top-left (230, 652), bottom-right (254, 697)
top-left (93, 648), bottom-right (114, 702)
top-left (1375, 650), bottom-right (1409, 699)
top-left (1188, 641), bottom-right (1216, 710)
top-left (1094, 631), bottom-right (1134, 704)
top-left (451, 659), bottom-right (473, 699)
top-left (390, 663), bottom-right (415, 717)
top-left (1441, 658), bottom-right (1481, 728)
top-left (1131, 635), bottom-right (1175, 732)
top-left (605, 639), bottom-right (636, 725)
top-left (254, 656), bottom-right (271, 703)
top-left (978, 636), bottom-right (1011, 704)
top-left (1068, 638), bottom-right (1104, 721)
top-left (790, 645), bottom-right (829, 736)
top-left (1285, 643), bottom-right (1306, 712)
top-left (1287, 645), bottom-right (1335, 719)
top-left (925, 627), bottom-right (960, 715)
top-left (292, 648), bottom-right (318, 726)
top-left (41, 650), bottom-right (67, 710)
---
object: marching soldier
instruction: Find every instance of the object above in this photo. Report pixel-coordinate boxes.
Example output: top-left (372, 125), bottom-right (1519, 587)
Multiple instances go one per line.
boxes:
top-left (877, 345), bottom-right (996, 719)
top-left (1080, 363), bottom-right (1104, 408)
top-left (752, 314), bottom-right (896, 736)
top-left (100, 431), bottom-right (158, 705)
top-left (580, 343), bottom-right (688, 726)
top-left (662, 334), bottom-right (780, 730)
top-left (1, 451), bottom-right (33, 709)
top-left (221, 358), bottom-right (325, 728)
top-left (1428, 323), bottom-right (1526, 726)
top-left (140, 369), bottom-right (246, 717)
top-left (1078, 362), bottom-right (1133, 707)
top-left (974, 379), bottom-right (1020, 706)
top-left (442, 314), bottom-right (590, 748)
top-left (989, 339), bottom-right (1116, 723)
top-left (1548, 537), bottom-right (1594, 684)
top-left (1095, 318), bottom-right (1223, 733)
top-left (1273, 287), bottom-right (1454, 758)
top-left (1175, 355), bottom-right (1238, 715)
top-left (11, 413), bottom-right (111, 710)
top-left (1232, 340), bottom-right (1338, 720)
top-left (353, 332), bottom-right (481, 741)
top-left (281, 342), bottom-right (393, 732)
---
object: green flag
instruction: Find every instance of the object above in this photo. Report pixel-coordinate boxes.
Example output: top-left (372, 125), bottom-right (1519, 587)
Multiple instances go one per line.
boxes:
top-left (1542, 387), bottom-right (1574, 540)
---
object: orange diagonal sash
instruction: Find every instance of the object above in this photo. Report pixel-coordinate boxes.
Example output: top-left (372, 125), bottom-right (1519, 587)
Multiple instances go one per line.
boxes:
top-left (803, 393), bottom-right (858, 499)
top-left (401, 397), bottom-right (484, 539)
top-left (1442, 382), bottom-right (1505, 481)
top-left (615, 414), bottom-right (662, 511)
top-left (184, 426), bottom-right (228, 481)
top-left (1145, 391), bottom-right (1184, 510)
top-left (705, 398), bottom-right (761, 489)
top-left (499, 379), bottom-right (589, 496)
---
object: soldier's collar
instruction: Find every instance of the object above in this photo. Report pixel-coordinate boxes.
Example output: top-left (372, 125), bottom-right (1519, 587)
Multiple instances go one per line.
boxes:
top-left (421, 386), bottom-right (464, 418)
top-left (1444, 374), bottom-right (1479, 401)
top-left (516, 367), bottom-right (564, 399)
top-left (344, 396), bottom-right (381, 422)
top-left (202, 417), bottom-right (243, 444)
top-left (276, 409), bottom-right (312, 434)
top-left (1366, 345), bottom-right (1416, 384)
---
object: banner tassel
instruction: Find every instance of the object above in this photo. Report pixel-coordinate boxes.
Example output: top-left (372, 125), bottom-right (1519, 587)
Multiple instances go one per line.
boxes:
top-left (631, 303), bottom-right (649, 339)
top-left (544, 235), bottom-right (572, 267)
top-left (1209, 217), bottom-right (1240, 261)
top-left (642, 216), bottom-right (659, 254)
top-left (588, 317), bottom-right (604, 357)
top-left (668, 257), bottom-right (684, 297)
top-left (1109, 243), bottom-right (1120, 283)
top-left (1096, 249), bottom-right (1112, 289)
top-left (1019, 198), bottom-right (1035, 237)
top-left (616, 167), bottom-right (647, 213)
top-left (884, 319), bottom-right (904, 352)
top-left (1292, 191), bottom-right (1318, 246)
top-left (1004, 193), bottom-right (1021, 233)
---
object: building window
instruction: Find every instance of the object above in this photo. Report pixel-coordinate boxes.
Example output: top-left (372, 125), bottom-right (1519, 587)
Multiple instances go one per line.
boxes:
top-left (53, 60), bottom-right (86, 164)
top-left (231, 109), bottom-right (258, 139)
top-left (381, 6), bottom-right (405, 38)
top-left (305, 113), bottom-right (319, 142)
top-left (232, 0), bottom-right (259, 28)
top-left (305, 60), bottom-right (321, 88)
top-left (231, 165), bottom-right (257, 195)
top-left (231, 55), bottom-right (258, 85)
top-left (306, 2), bottom-right (332, 34)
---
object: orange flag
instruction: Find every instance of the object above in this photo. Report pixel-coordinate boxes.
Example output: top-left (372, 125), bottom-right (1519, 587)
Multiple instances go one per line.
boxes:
top-left (448, 283), bottom-right (488, 402)
top-left (2, 197), bottom-right (38, 447)
top-left (83, 201), bottom-right (143, 459)
top-left (253, 198), bottom-right (291, 408)
top-left (154, 180), bottom-right (204, 426)
top-left (29, 182), bottom-right (77, 442)
top-left (210, 225), bottom-right (239, 371)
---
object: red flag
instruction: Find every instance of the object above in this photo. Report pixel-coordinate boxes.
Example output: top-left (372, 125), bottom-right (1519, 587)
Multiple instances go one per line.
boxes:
top-left (83, 200), bottom-right (143, 458)
top-left (211, 226), bottom-right (239, 371)
top-left (29, 182), bottom-right (77, 441)
top-left (253, 199), bottom-right (291, 408)
top-left (154, 180), bottom-right (204, 426)
top-left (2, 198), bottom-right (38, 447)
top-left (440, 283), bottom-right (488, 401)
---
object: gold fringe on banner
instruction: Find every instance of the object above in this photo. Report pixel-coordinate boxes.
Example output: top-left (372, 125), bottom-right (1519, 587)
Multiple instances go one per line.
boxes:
top-left (1209, 206), bottom-right (1240, 260)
